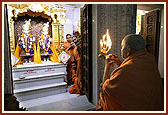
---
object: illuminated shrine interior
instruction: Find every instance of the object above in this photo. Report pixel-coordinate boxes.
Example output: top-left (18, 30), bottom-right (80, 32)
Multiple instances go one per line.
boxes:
top-left (3, 3), bottom-right (164, 111)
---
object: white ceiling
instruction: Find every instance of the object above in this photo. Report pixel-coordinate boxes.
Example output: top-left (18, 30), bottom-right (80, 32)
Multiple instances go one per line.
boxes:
top-left (62, 4), bottom-right (85, 8)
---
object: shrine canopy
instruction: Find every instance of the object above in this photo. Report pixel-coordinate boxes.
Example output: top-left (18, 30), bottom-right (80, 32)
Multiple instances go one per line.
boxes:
top-left (7, 4), bottom-right (66, 53)
top-left (7, 4), bottom-right (66, 24)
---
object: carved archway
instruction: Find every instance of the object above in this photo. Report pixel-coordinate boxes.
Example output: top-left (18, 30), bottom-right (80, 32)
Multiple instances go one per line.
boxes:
top-left (7, 4), bottom-right (66, 53)
top-left (13, 14), bottom-right (52, 46)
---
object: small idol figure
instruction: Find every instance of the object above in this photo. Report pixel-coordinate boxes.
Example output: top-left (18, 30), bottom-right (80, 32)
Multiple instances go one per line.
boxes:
top-left (39, 22), bottom-right (53, 61)
top-left (19, 19), bottom-right (35, 64)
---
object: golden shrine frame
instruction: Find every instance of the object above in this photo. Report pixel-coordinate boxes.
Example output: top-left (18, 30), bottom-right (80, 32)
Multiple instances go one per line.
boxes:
top-left (7, 4), bottom-right (67, 54)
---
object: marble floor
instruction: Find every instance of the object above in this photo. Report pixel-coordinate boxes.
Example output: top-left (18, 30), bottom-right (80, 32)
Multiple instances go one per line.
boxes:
top-left (20, 87), bottom-right (96, 111)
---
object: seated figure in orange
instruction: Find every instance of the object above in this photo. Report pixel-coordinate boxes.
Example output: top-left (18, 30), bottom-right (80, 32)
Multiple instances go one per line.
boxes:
top-left (96, 34), bottom-right (164, 111)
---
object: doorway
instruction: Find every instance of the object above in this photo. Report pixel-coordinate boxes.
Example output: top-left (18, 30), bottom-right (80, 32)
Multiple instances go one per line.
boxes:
top-left (3, 3), bottom-right (96, 111)
top-left (136, 4), bottom-right (164, 80)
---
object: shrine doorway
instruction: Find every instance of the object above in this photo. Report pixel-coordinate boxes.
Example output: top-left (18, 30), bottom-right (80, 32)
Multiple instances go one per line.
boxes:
top-left (136, 4), bottom-right (165, 86)
top-left (13, 14), bottom-right (52, 47)
top-left (3, 3), bottom-right (96, 111)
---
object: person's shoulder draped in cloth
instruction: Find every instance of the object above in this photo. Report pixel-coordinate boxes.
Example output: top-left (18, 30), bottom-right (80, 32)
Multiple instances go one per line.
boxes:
top-left (96, 34), bottom-right (164, 111)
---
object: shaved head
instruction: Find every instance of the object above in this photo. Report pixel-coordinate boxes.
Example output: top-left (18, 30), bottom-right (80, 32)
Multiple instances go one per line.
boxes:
top-left (121, 34), bottom-right (145, 59)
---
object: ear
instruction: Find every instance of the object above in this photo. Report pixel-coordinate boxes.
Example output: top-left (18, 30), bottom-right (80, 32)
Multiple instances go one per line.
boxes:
top-left (126, 46), bottom-right (131, 56)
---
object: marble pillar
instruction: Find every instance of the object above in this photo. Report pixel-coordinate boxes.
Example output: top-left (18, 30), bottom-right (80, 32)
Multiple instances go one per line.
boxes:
top-left (92, 4), bottom-right (137, 105)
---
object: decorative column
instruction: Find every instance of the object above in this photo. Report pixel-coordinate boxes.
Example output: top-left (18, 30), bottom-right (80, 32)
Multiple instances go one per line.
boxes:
top-left (9, 18), bottom-right (15, 53)
top-left (59, 24), bottom-right (65, 51)
top-left (52, 20), bottom-right (59, 49)
top-left (51, 5), bottom-right (66, 53)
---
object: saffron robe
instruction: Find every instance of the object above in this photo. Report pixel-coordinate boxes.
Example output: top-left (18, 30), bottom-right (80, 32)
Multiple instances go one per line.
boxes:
top-left (64, 41), bottom-right (74, 63)
top-left (69, 46), bottom-right (82, 94)
top-left (64, 41), bottom-right (75, 81)
top-left (97, 50), bottom-right (164, 111)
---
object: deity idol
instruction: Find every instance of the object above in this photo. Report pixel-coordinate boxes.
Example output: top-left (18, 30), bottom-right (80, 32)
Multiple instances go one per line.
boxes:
top-left (19, 19), bottom-right (35, 64)
top-left (39, 22), bottom-right (53, 61)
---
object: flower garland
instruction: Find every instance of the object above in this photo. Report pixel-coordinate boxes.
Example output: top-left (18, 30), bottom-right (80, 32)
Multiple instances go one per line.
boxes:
top-left (21, 33), bottom-right (24, 37)
top-left (21, 32), bottom-right (32, 37)
top-left (22, 32), bottom-right (31, 53)
top-left (41, 34), bottom-right (43, 39)
top-left (41, 34), bottom-right (51, 39)
top-left (44, 47), bottom-right (49, 52)
top-left (25, 48), bottom-right (30, 53)
top-left (41, 34), bottom-right (51, 53)
top-left (47, 34), bottom-right (51, 38)
top-left (28, 33), bottom-right (32, 37)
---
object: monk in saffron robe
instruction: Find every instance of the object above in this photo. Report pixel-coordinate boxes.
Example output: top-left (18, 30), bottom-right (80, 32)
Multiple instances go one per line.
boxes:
top-left (96, 34), bottom-right (164, 111)
top-left (71, 37), bottom-right (81, 83)
top-left (69, 61), bottom-right (80, 94)
top-left (69, 36), bottom-right (82, 94)
top-left (64, 34), bottom-right (75, 84)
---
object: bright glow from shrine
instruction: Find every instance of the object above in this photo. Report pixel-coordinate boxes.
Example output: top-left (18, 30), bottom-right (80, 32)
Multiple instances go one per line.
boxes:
top-left (100, 29), bottom-right (112, 54)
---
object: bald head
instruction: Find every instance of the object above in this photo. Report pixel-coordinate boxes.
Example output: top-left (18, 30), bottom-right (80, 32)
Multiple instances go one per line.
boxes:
top-left (124, 34), bottom-right (145, 52)
top-left (121, 34), bottom-right (145, 59)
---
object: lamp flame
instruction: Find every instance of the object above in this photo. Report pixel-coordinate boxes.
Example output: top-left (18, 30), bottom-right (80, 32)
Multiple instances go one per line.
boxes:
top-left (100, 29), bottom-right (112, 54)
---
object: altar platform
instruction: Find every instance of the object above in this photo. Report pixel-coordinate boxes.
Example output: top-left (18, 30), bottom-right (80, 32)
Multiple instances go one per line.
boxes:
top-left (12, 62), bottom-right (67, 102)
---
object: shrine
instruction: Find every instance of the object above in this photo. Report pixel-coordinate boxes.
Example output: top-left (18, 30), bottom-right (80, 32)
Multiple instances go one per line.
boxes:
top-left (7, 4), bottom-right (69, 104)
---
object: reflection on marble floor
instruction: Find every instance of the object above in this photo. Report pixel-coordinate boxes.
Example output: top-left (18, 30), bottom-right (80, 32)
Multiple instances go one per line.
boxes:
top-left (20, 92), bottom-right (96, 111)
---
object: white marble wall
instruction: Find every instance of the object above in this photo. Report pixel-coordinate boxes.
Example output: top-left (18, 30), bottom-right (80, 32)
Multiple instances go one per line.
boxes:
top-left (63, 4), bottom-right (84, 41)
top-left (63, 5), bottom-right (74, 39)
top-left (92, 4), bottom-right (137, 105)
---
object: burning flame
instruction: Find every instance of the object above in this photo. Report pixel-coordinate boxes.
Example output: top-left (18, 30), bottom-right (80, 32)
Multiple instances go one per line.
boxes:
top-left (100, 29), bottom-right (112, 54)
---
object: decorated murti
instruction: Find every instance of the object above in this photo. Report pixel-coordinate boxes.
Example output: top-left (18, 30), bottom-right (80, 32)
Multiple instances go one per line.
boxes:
top-left (19, 19), bottom-right (35, 64)
top-left (39, 22), bottom-right (53, 61)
